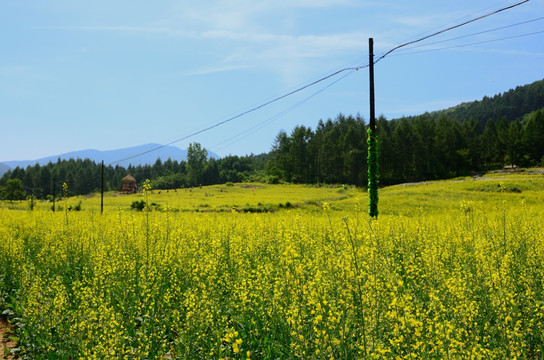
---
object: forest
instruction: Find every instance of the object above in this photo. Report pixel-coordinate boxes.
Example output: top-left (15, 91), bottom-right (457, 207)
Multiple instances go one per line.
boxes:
top-left (1, 78), bottom-right (543, 200)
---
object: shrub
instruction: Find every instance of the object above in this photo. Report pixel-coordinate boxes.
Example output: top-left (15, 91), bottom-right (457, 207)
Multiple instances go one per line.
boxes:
top-left (131, 200), bottom-right (146, 211)
top-left (279, 201), bottom-right (293, 209)
top-left (69, 201), bottom-right (82, 211)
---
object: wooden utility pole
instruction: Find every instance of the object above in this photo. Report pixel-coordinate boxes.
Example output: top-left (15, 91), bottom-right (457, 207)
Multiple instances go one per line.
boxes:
top-left (368, 38), bottom-right (379, 217)
top-left (369, 38), bottom-right (376, 133)
top-left (52, 178), bottom-right (56, 212)
top-left (101, 160), bottom-right (104, 214)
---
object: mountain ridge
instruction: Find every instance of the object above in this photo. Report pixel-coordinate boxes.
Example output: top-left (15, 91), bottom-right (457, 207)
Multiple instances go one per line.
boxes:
top-left (1, 143), bottom-right (219, 175)
top-left (421, 78), bottom-right (544, 126)
top-left (0, 163), bottom-right (10, 177)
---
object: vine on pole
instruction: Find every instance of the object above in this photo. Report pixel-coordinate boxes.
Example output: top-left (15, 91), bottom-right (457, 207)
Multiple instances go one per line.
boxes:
top-left (367, 128), bottom-right (379, 217)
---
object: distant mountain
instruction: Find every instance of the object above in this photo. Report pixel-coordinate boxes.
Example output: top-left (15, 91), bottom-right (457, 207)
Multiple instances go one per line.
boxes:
top-left (3, 143), bottom-right (219, 170)
top-left (0, 162), bottom-right (10, 177)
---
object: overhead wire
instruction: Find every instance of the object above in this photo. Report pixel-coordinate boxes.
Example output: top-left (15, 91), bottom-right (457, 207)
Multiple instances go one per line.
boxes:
top-left (107, 65), bottom-right (362, 166)
top-left (209, 1), bottom-right (536, 154)
top-left (394, 16), bottom-right (544, 53)
top-left (4, 0), bottom-right (536, 196)
top-left (369, 0), bottom-right (516, 62)
top-left (97, 0), bottom-right (533, 166)
top-left (389, 29), bottom-right (544, 57)
top-left (210, 69), bottom-right (361, 153)
top-left (375, 0), bottom-right (531, 64)
top-left (404, 1), bottom-right (514, 41)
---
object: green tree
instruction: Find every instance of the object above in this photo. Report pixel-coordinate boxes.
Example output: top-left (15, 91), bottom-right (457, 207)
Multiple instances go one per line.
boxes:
top-left (288, 126), bottom-right (312, 183)
top-left (202, 158), bottom-right (220, 185)
top-left (187, 142), bottom-right (208, 186)
top-left (392, 118), bottom-right (417, 181)
top-left (40, 165), bottom-right (52, 198)
top-left (522, 109), bottom-right (544, 165)
top-left (498, 119), bottom-right (523, 166)
top-left (152, 158), bottom-right (164, 179)
top-left (268, 131), bottom-right (292, 182)
top-left (461, 118), bottom-right (483, 170)
top-left (412, 115), bottom-right (437, 180)
top-left (481, 118), bottom-right (500, 167)
top-left (1, 178), bottom-right (26, 200)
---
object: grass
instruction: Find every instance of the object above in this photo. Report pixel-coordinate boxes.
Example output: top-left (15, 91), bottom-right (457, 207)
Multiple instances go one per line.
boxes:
top-left (0, 183), bottom-right (359, 213)
top-left (0, 173), bottom-right (544, 358)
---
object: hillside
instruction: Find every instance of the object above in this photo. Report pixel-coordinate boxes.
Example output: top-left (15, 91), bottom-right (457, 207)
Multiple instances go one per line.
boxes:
top-left (425, 78), bottom-right (544, 126)
top-left (268, 79), bottom-right (544, 186)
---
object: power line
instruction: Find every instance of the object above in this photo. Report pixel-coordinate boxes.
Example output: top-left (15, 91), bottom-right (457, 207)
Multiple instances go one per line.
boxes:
top-left (395, 16), bottom-right (544, 52)
top-left (5, 4), bottom-right (539, 198)
top-left (107, 0), bottom-right (531, 166)
top-left (390, 0), bottom-right (513, 47)
top-left (210, 70), bottom-right (359, 153)
top-left (389, 30), bottom-right (544, 57)
top-left (375, 0), bottom-right (531, 64)
top-left (108, 65), bottom-right (362, 166)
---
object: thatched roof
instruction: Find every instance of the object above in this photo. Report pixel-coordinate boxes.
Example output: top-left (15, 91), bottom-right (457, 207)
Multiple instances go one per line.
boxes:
top-left (122, 174), bottom-right (136, 183)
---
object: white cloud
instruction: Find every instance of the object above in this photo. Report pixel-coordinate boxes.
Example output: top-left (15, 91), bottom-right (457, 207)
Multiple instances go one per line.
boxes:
top-left (34, 1), bottom-right (380, 87)
top-left (185, 64), bottom-right (251, 76)
top-left (35, 25), bottom-right (198, 38)
top-left (200, 29), bottom-right (366, 54)
top-left (391, 14), bottom-right (440, 28)
top-left (195, 30), bottom-right (368, 86)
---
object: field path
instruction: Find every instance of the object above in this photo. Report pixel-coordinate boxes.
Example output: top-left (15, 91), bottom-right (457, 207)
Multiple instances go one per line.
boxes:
top-left (0, 319), bottom-right (16, 359)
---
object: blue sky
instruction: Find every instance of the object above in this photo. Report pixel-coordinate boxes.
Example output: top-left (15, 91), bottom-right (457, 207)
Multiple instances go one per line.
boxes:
top-left (1, 0), bottom-right (543, 162)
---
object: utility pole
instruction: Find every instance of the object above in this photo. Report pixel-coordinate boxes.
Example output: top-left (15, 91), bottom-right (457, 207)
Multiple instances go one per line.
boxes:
top-left (101, 160), bottom-right (104, 214)
top-left (369, 38), bottom-right (375, 132)
top-left (368, 38), bottom-right (379, 218)
top-left (52, 178), bottom-right (56, 212)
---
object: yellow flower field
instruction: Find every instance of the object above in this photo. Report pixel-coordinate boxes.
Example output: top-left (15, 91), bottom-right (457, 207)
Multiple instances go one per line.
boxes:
top-left (1, 174), bottom-right (544, 359)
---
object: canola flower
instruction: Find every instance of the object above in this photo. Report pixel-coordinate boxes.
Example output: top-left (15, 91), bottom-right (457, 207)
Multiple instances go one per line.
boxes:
top-left (0, 178), bottom-right (543, 358)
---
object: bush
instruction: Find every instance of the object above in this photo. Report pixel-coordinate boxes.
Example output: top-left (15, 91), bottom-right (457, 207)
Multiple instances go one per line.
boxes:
top-left (278, 201), bottom-right (293, 209)
top-left (67, 201), bottom-right (82, 211)
top-left (131, 200), bottom-right (146, 211)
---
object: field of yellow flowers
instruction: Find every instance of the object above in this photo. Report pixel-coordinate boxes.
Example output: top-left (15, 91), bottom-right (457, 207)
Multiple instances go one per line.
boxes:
top-left (1, 173), bottom-right (544, 359)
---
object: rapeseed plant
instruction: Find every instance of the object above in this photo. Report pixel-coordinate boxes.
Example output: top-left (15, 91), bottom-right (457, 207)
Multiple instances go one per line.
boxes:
top-left (0, 176), bottom-right (543, 358)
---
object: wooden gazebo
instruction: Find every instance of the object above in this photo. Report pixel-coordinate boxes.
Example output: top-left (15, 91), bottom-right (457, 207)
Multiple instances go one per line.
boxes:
top-left (122, 174), bottom-right (137, 193)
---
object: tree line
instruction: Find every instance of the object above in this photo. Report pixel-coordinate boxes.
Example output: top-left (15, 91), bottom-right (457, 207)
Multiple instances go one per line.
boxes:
top-left (266, 108), bottom-right (544, 186)
top-left (0, 146), bottom-right (268, 200)
top-left (267, 78), bottom-right (544, 185)
top-left (1, 79), bottom-right (543, 200)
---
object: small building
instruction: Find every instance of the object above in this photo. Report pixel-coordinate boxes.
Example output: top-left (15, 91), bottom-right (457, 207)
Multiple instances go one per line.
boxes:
top-left (122, 174), bottom-right (137, 193)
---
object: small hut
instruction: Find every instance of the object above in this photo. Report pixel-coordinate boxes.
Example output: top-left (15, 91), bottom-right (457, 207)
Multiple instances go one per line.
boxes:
top-left (122, 174), bottom-right (137, 193)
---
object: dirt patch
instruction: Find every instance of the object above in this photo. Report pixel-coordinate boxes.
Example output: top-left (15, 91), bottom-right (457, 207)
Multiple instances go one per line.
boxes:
top-left (0, 318), bottom-right (17, 359)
